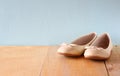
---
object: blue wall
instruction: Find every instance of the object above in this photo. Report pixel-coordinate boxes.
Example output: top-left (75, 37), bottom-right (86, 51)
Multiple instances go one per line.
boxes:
top-left (0, 0), bottom-right (120, 45)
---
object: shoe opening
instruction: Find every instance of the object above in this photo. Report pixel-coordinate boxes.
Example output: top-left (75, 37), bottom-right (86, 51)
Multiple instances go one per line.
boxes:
top-left (71, 33), bottom-right (96, 45)
top-left (92, 33), bottom-right (109, 49)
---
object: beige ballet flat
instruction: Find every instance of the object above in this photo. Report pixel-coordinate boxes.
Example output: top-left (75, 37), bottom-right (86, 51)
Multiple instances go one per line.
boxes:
top-left (84, 33), bottom-right (113, 60)
top-left (57, 32), bottom-right (97, 56)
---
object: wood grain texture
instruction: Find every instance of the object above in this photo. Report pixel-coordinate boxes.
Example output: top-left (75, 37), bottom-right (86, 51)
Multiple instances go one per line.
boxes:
top-left (0, 46), bottom-right (119, 76)
top-left (40, 46), bottom-right (108, 76)
top-left (105, 46), bottom-right (120, 76)
top-left (0, 46), bottom-right (48, 76)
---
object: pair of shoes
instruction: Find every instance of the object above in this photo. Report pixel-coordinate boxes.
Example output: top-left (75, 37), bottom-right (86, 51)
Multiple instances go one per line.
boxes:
top-left (57, 32), bottom-right (113, 60)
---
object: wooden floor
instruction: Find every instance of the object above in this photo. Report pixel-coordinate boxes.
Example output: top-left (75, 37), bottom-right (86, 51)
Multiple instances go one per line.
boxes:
top-left (0, 46), bottom-right (119, 76)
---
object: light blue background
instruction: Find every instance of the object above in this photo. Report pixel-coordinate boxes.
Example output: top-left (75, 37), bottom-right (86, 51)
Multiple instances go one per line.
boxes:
top-left (0, 0), bottom-right (120, 45)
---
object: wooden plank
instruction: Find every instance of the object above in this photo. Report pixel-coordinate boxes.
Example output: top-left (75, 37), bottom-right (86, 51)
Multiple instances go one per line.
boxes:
top-left (105, 46), bottom-right (120, 76)
top-left (40, 46), bottom-right (108, 76)
top-left (0, 46), bottom-right (48, 76)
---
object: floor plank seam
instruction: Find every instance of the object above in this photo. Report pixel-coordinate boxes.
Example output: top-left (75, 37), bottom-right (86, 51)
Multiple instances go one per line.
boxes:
top-left (39, 50), bottom-right (49, 76)
top-left (104, 61), bottom-right (110, 76)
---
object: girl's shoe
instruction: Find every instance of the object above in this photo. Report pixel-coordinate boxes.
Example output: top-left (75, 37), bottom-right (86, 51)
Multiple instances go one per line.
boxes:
top-left (84, 33), bottom-right (113, 60)
top-left (57, 32), bottom-right (97, 56)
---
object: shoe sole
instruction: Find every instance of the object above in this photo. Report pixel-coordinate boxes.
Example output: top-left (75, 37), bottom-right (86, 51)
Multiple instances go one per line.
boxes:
top-left (58, 52), bottom-right (81, 57)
